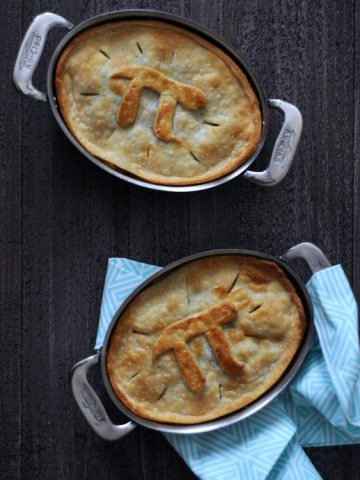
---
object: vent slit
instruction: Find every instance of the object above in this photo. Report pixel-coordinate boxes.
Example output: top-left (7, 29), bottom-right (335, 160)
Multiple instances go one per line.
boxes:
top-left (190, 151), bottom-right (202, 164)
top-left (203, 120), bottom-right (220, 127)
top-left (218, 384), bottom-right (222, 399)
top-left (249, 304), bottom-right (262, 313)
top-left (185, 275), bottom-right (190, 306)
top-left (157, 386), bottom-right (167, 401)
top-left (136, 42), bottom-right (143, 54)
top-left (79, 92), bottom-right (99, 96)
top-left (147, 146), bottom-right (151, 158)
top-left (99, 49), bottom-right (110, 59)
top-left (132, 329), bottom-right (149, 335)
top-left (227, 272), bottom-right (240, 293)
top-left (128, 372), bottom-right (139, 381)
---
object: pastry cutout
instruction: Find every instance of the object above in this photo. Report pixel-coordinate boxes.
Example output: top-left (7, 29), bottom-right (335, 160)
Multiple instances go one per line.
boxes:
top-left (111, 65), bottom-right (207, 142)
top-left (153, 302), bottom-right (244, 393)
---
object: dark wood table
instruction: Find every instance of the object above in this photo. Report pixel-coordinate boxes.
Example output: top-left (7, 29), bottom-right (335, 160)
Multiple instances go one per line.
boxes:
top-left (2, 0), bottom-right (360, 478)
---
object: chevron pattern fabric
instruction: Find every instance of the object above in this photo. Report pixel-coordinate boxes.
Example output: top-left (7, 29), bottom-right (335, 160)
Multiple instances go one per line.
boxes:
top-left (96, 259), bottom-right (360, 479)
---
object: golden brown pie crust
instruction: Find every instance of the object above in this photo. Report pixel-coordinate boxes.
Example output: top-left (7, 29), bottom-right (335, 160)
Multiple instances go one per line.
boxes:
top-left (106, 256), bottom-right (305, 424)
top-left (55, 20), bottom-right (261, 185)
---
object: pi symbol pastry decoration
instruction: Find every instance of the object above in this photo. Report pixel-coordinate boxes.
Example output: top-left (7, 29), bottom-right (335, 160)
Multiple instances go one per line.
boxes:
top-left (111, 66), bottom-right (207, 142)
top-left (152, 301), bottom-right (245, 393)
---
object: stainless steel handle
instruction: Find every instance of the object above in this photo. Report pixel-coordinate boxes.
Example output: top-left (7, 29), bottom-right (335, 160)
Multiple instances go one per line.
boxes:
top-left (281, 242), bottom-right (331, 273)
top-left (70, 353), bottom-right (136, 441)
top-left (13, 12), bottom-right (73, 102)
top-left (244, 99), bottom-right (303, 186)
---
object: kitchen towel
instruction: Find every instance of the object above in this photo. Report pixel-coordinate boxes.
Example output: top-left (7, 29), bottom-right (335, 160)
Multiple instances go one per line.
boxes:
top-left (95, 258), bottom-right (360, 480)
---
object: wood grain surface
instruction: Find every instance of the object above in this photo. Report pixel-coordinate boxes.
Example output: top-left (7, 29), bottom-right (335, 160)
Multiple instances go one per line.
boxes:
top-left (1, 0), bottom-right (359, 479)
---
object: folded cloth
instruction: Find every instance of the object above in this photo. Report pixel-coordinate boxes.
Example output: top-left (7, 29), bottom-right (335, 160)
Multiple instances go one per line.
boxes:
top-left (96, 259), bottom-right (360, 480)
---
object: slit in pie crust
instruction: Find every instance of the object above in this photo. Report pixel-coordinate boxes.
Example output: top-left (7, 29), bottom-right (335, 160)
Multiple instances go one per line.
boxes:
top-left (55, 21), bottom-right (262, 185)
top-left (106, 255), bottom-right (305, 424)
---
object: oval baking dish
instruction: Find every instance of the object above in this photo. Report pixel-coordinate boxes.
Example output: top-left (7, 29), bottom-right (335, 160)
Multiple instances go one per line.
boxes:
top-left (14, 11), bottom-right (303, 192)
top-left (70, 242), bottom-right (331, 440)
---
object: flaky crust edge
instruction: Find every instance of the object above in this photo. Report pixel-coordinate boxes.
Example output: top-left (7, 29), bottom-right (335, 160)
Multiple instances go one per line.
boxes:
top-left (55, 20), bottom-right (262, 186)
top-left (106, 256), bottom-right (306, 425)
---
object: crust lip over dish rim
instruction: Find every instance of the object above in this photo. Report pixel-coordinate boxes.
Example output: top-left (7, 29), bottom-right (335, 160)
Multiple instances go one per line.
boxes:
top-left (55, 20), bottom-right (262, 186)
top-left (106, 255), bottom-right (306, 425)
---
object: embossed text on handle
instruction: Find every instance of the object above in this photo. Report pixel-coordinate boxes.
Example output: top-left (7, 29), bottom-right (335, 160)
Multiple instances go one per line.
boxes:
top-left (22, 32), bottom-right (42, 70)
top-left (79, 384), bottom-right (106, 423)
top-left (274, 128), bottom-right (295, 168)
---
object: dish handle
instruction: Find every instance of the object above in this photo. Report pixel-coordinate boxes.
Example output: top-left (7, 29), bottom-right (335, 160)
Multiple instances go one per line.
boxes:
top-left (281, 242), bottom-right (331, 273)
top-left (244, 99), bottom-right (303, 186)
top-left (70, 353), bottom-right (136, 441)
top-left (13, 12), bottom-right (73, 102)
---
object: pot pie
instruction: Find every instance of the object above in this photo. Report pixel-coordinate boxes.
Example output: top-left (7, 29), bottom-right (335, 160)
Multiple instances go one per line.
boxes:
top-left (107, 255), bottom-right (305, 424)
top-left (55, 21), bottom-right (261, 185)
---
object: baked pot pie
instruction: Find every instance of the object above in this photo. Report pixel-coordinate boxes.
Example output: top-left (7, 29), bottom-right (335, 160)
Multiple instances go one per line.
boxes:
top-left (107, 255), bottom-right (305, 424)
top-left (55, 21), bottom-right (261, 185)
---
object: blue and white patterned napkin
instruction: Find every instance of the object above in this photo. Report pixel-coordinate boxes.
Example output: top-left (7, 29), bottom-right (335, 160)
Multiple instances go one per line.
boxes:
top-left (96, 258), bottom-right (360, 480)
